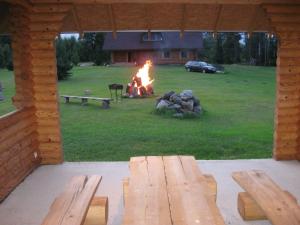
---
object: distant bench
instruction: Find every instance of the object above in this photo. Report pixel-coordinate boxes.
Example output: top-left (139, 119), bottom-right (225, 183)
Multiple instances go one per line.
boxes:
top-left (61, 95), bottom-right (112, 109)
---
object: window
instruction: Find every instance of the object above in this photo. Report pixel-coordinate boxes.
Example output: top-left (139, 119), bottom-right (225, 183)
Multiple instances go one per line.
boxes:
top-left (180, 50), bottom-right (188, 59)
top-left (142, 32), bottom-right (163, 42)
top-left (162, 50), bottom-right (170, 59)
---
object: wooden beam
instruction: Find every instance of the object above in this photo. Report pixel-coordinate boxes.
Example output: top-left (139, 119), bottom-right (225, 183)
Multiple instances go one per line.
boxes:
top-left (27, 0), bottom-right (300, 5)
top-left (144, 4), bottom-right (151, 35)
top-left (2, 0), bottom-right (32, 8)
top-left (213, 4), bottom-right (222, 35)
top-left (248, 6), bottom-right (259, 35)
top-left (71, 5), bottom-right (83, 35)
top-left (108, 4), bottom-right (116, 39)
top-left (180, 4), bottom-right (186, 39)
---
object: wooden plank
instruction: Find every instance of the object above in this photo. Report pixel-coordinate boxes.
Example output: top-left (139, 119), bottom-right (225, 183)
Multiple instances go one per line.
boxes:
top-left (163, 155), bottom-right (225, 225)
top-left (122, 156), bottom-right (172, 225)
top-left (238, 191), bottom-right (298, 220)
top-left (84, 196), bottom-right (108, 225)
top-left (41, 175), bottom-right (101, 225)
top-left (123, 174), bottom-right (217, 205)
top-left (232, 170), bottom-right (300, 225)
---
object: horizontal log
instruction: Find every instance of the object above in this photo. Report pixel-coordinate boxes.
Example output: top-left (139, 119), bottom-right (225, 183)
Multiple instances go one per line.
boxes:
top-left (269, 14), bottom-right (300, 23)
top-left (275, 115), bottom-right (300, 123)
top-left (278, 65), bottom-right (300, 74)
top-left (38, 134), bottom-right (61, 143)
top-left (279, 58), bottom-right (300, 66)
top-left (0, 107), bottom-right (35, 130)
top-left (34, 95), bottom-right (59, 101)
top-left (273, 152), bottom-right (298, 160)
top-left (279, 49), bottom-right (300, 57)
top-left (37, 126), bottom-right (61, 135)
top-left (34, 102), bottom-right (59, 111)
top-left (0, 124), bottom-right (37, 154)
top-left (30, 40), bottom-right (55, 50)
top-left (29, 22), bottom-right (62, 32)
top-left (265, 5), bottom-right (300, 14)
top-left (0, 115), bottom-right (36, 143)
top-left (31, 58), bottom-right (56, 66)
top-left (32, 4), bottom-right (71, 13)
top-left (0, 132), bottom-right (37, 165)
top-left (30, 31), bottom-right (58, 41)
top-left (274, 140), bottom-right (298, 149)
top-left (35, 109), bottom-right (60, 118)
top-left (32, 76), bottom-right (57, 85)
top-left (29, 13), bottom-right (67, 22)
top-left (40, 156), bottom-right (63, 165)
top-left (276, 31), bottom-right (300, 40)
top-left (276, 107), bottom-right (300, 115)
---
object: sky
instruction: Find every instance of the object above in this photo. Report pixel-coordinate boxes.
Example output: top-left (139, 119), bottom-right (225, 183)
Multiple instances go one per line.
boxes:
top-left (60, 33), bottom-right (79, 39)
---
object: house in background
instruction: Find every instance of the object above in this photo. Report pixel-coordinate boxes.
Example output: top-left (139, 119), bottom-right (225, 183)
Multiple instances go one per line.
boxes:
top-left (103, 32), bottom-right (203, 65)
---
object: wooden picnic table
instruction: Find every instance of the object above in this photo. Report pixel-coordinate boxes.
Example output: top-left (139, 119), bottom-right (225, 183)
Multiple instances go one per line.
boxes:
top-left (122, 155), bottom-right (225, 225)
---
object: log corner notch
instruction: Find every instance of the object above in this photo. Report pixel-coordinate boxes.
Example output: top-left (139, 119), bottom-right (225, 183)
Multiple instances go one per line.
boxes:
top-left (263, 4), bottom-right (300, 160)
top-left (9, 2), bottom-right (72, 164)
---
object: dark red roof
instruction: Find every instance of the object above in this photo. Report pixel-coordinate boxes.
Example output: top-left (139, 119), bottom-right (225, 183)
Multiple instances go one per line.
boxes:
top-left (103, 32), bottom-right (203, 51)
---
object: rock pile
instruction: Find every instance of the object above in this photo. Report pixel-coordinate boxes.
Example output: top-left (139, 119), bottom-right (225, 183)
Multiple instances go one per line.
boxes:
top-left (156, 90), bottom-right (202, 118)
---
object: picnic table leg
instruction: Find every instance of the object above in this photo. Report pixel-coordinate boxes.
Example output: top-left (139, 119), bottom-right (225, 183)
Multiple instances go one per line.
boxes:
top-left (102, 100), bottom-right (110, 109)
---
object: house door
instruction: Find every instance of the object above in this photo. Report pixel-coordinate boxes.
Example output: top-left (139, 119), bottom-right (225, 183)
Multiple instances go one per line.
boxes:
top-left (128, 52), bottom-right (134, 63)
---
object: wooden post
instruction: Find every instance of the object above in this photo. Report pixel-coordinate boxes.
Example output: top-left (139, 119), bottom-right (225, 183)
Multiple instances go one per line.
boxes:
top-left (264, 5), bottom-right (300, 160)
top-left (10, 3), bottom-right (72, 164)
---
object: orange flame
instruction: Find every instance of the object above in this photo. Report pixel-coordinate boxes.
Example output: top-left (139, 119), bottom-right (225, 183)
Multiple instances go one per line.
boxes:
top-left (133, 60), bottom-right (154, 95)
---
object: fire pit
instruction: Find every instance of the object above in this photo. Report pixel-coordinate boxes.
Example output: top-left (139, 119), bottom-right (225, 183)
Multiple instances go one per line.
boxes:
top-left (156, 90), bottom-right (202, 118)
top-left (125, 60), bottom-right (154, 98)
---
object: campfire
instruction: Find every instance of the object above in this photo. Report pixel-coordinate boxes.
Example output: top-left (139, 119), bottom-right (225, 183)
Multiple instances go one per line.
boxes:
top-left (125, 60), bottom-right (154, 98)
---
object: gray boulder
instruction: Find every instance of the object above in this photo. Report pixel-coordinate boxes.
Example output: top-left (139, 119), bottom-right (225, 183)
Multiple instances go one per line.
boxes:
top-left (170, 93), bottom-right (182, 104)
top-left (156, 100), bottom-right (171, 110)
top-left (181, 100), bottom-right (194, 111)
top-left (163, 91), bottom-right (175, 100)
top-left (180, 90), bottom-right (193, 100)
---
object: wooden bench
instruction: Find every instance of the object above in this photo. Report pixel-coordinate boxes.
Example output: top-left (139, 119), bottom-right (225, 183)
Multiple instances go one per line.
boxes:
top-left (122, 156), bottom-right (225, 225)
top-left (41, 175), bottom-right (108, 225)
top-left (232, 170), bottom-right (300, 224)
top-left (61, 95), bottom-right (112, 109)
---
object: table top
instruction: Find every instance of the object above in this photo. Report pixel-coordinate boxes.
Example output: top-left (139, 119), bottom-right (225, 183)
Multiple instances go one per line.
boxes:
top-left (122, 155), bottom-right (225, 225)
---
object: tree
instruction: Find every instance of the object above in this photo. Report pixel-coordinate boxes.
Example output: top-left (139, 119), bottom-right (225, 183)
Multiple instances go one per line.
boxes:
top-left (214, 34), bottom-right (224, 64)
top-left (0, 36), bottom-right (13, 70)
top-left (79, 32), bottom-right (110, 64)
top-left (56, 36), bottom-right (73, 80)
top-left (223, 33), bottom-right (242, 64)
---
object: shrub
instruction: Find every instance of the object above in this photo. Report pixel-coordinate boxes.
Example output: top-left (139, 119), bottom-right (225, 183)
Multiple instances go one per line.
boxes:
top-left (56, 37), bottom-right (73, 80)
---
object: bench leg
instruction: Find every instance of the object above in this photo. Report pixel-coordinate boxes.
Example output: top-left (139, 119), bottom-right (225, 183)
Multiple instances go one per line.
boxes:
top-left (81, 98), bottom-right (88, 105)
top-left (203, 174), bottom-right (217, 202)
top-left (84, 196), bottom-right (109, 225)
top-left (237, 191), bottom-right (297, 220)
top-left (64, 97), bottom-right (70, 103)
top-left (123, 177), bottom-right (130, 206)
top-left (102, 100), bottom-right (110, 109)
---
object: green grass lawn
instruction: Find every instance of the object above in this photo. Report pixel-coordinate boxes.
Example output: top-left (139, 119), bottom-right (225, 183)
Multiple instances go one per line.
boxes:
top-left (0, 65), bottom-right (276, 161)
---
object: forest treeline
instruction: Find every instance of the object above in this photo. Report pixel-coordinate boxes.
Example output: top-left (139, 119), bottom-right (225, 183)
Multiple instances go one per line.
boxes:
top-left (0, 32), bottom-right (277, 80)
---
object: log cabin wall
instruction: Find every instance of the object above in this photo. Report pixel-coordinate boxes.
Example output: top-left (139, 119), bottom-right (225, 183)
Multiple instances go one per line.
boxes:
top-left (264, 5), bottom-right (300, 160)
top-left (0, 107), bottom-right (39, 201)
